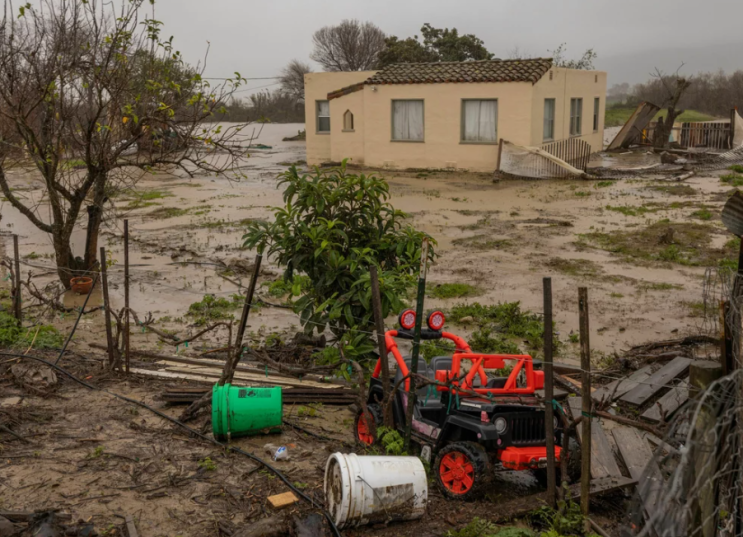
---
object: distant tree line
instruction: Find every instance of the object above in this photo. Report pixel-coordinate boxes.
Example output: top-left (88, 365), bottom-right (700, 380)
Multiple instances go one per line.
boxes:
top-left (610, 70), bottom-right (743, 118)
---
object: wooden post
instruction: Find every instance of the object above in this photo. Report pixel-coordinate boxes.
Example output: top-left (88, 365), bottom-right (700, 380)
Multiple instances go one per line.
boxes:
top-left (221, 253), bottom-right (262, 386)
top-left (720, 300), bottom-right (733, 375)
top-left (404, 238), bottom-right (429, 451)
top-left (543, 277), bottom-right (556, 508)
top-left (123, 219), bottom-right (130, 374)
top-left (12, 234), bottom-right (21, 324)
top-left (578, 287), bottom-right (592, 532)
top-left (100, 247), bottom-right (116, 369)
top-left (370, 265), bottom-right (392, 426)
top-left (496, 138), bottom-right (504, 171)
top-left (730, 108), bottom-right (737, 149)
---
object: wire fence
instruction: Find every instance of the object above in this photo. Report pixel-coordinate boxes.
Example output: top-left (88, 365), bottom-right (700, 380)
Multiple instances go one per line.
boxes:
top-left (627, 268), bottom-right (743, 536)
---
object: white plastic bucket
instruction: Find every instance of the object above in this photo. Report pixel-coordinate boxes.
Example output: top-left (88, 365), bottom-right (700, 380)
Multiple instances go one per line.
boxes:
top-left (324, 452), bottom-right (428, 528)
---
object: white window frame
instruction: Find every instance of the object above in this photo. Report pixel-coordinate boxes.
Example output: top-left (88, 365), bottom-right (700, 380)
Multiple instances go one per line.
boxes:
top-left (543, 98), bottom-right (556, 141)
top-left (593, 97), bottom-right (600, 132)
top-left (316, 100), bottom-right (330, 133)
top-left (391, 99), bottom-right (425, 142)
top-left (570, 98), bottom-right (583, 136)
top-left (460, 99), bottom-right (498, 144)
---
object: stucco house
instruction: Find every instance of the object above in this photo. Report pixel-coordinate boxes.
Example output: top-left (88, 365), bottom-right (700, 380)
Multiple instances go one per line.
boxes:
top-left (304, 59), bottom-right (607, 172)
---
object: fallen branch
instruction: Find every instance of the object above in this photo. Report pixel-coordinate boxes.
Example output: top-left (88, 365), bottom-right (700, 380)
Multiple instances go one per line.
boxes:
top-left (595, 410), bottom-right (663, 436)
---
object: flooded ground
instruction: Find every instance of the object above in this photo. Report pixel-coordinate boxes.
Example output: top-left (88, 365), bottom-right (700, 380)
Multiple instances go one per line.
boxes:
top-left (0, 122), bottom-right (732, 364)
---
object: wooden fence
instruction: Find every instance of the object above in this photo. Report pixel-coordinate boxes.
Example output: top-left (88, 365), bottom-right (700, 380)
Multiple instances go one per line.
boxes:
top-left (541, 138), bottom-right (592, 171)
top-left (642, 121), bottom-right (732, 151)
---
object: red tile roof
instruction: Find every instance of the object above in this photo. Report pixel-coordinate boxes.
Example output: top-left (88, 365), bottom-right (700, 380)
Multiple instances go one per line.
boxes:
top-left (365, 58), bottom-right (553, 85)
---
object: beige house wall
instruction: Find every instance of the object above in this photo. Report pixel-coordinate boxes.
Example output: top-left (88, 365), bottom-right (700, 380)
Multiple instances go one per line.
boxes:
top-left (357, 82), bottom-right (533, 172)
top-left (329, 89), bottom-right (366, 165)
top-left (304, 71), bottom-right (376, 165)
top-left (306, 67), bottom-right (607, 171)
top-left (531, 68), bottom-right (607, 151)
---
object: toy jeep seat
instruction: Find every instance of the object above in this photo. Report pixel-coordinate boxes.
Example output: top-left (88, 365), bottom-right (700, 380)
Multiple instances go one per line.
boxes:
top-left (429, 356), bottom-right (509, 390)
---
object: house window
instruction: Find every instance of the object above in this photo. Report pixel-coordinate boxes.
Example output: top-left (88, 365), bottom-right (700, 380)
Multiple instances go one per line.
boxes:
top-left (316, 100), bottom-right (330, 133)
top-left (461, 100), bottom-right (498, 143)
top-left (570, 98), bottom-right (583, 136)
top-left (543, 98), bottom-right (555, 141)
top-left (593, 97), bottom-right (600, 131)
top-left (392, 100), bottom-right (424, 141)
top-left (343, 110), bottom-right (354, 131)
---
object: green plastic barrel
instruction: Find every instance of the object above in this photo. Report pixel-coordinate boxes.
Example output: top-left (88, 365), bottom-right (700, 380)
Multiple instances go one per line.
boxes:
top-left (212, 384), bottom-right (282, 440)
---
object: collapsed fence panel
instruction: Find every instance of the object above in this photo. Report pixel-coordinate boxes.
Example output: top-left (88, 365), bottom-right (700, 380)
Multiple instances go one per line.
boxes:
top-left (607, 101), bottom-right (661, 151)
top-left (497, 140), bottom-right (586, 179)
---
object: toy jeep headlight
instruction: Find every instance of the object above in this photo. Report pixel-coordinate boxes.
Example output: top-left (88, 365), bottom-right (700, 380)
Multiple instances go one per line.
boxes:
top-left (494, 417), bottom-right (508, 434)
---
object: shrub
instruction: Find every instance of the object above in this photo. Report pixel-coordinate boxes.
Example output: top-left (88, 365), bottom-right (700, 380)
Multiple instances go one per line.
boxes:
top-left (243, 162), bottom-right (434, 360)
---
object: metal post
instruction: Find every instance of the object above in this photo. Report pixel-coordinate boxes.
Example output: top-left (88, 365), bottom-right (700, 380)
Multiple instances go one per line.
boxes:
top-left (543, 277), bottom-right (556, 507)
top-left (100, 247), bottom-right (116, 369)
top-left (221, 253), bottom-right (262, 386)
top-left (404, 238), bottom-right (429, 451)
top-left (124, 220), bottom-right (130, 374)
top-left (12, 234), bottom-right (21, 324)
top-left (579, 287), bottom-right (592, 531)
top-left (370, 265), bottom-right (392, 426)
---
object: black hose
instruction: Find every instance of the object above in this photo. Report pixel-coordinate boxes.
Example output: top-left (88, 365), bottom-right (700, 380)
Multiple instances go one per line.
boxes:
top-left (0, 352), bottom-right (342, 537)
top-left (54, 272), bottom-right (100, 365)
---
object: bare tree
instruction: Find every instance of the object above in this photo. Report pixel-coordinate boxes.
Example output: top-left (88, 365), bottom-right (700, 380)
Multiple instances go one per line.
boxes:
top-left (649, 67), bottom-right (692, 149)
top-left (0, 0), bottom-right (250, 288)
top-left (279, 59), bottom-right (312, 102)
top-left (311, 19), bottom-right (385, 71)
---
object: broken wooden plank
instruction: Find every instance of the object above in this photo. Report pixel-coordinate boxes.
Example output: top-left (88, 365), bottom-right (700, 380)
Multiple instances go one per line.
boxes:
top-left (0, 511), bottom-right (72, 522)
top-left (612, 426), bottom-right (654, 481)
top-left (492, 476), bottom-right (636, 522)
top-left (568, 397), bottom-right (622, 479)
top-left (641, 382), bottom-right (689, 423)
top-left (592, 366), bottom-right (653, 404)
top-left (268, 491), bottom-right (299, 509)
top-left (621, 357), bottom-right (692, 407)
top-left (125, 515), bottom-right (139, 537)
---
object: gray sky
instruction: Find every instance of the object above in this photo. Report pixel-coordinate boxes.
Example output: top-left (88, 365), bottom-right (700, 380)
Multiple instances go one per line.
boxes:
top-left (155, 0), bottom-right (743, 90)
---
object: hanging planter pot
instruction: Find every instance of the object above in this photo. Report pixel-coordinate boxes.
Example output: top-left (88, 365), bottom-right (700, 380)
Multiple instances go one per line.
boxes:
top-left (70, 276), bottom-right (93, 295)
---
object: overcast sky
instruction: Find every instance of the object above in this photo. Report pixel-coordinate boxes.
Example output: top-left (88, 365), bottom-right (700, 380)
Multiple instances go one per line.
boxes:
top-left (154, 0), bottom-right (743, 90)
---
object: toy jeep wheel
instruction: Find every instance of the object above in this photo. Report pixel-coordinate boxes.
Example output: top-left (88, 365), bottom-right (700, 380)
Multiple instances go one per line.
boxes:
top-left (435, 442), bottom-right (490, 500)
top-left (354, 404), bottom-right (382, 445)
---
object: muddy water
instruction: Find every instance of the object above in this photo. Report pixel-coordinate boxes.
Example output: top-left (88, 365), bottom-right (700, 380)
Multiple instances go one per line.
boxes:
top-left (0, 122), bottom-right (732, 361)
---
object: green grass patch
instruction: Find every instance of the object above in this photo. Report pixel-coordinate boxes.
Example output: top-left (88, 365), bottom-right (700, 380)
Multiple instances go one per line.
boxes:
top-left (448, 302), bottom-right (551, 354)
top-left (720, 173), bottom-right (743, 187)
top-left (728, 164), bottom-right (743, 174)
top-left (186, 294), bottom-right (244, 325)
top-left (647, 184), bottom-right (697, 196)
top-left (605, 106), bottom-right (716, 128)
top-left (149, 207), bottom-right (190, 219)
top-left (0, 310), bottom-right (64, 350)
top-left (574, 190), bottom-right (591, 197)
top-left (605, 204), bottom-right (652, 217)
top-left (545, 257), bottom-right (602, 278)
top-left (595, 180), bottom-right (615, 188)
top-left (638, 281), bottom-right (684, 291)
top-left (610, 292), bottom-right (624, 298)
top-left (691, 208), bottom-right (713, 220)
top-left (452, 235), bottom-right (513, 250)
top-left (580, 221), bottom-right (730, 267)
top-left (427, 283), bottom-right (483, 299)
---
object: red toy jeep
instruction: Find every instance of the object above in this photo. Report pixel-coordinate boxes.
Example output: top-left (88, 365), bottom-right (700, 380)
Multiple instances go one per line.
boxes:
top-left (356, 309), bottom-right (570, 499)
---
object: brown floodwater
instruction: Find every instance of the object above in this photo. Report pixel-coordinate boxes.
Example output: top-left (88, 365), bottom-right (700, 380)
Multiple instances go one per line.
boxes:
top-left (0, 123), bottom-right (732, 361)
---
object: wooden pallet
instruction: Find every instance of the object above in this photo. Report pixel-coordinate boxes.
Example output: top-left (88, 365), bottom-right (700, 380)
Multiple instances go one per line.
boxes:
top-left (592, 366), bottom-right (653, 404)
top-left (621, 357), bottom-right (692, 407)
top-left (641, 381), bottom-right (689, 423)
top-left (567, 397), bottom-right (622, 479)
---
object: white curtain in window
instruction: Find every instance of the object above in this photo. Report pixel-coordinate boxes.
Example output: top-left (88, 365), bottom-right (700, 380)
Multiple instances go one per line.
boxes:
top-left (392, 100), bottom-right (424, 141)
top-left (463, 100), bottom-right (497, 142)
top-left (543, 99), bottom-right (555, 140)
top-left (318, 101), bottom-right (330, 116)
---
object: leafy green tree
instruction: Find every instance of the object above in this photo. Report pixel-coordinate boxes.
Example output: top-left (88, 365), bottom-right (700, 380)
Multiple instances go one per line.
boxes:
top-left (377, 23), bottom-right (493, 67)
top-left (243, 163), bottom-right (435, 359)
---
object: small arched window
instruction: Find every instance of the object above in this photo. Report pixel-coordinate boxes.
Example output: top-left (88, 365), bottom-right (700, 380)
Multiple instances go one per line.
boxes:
top-left (343, 110), bottom-right (354, 131)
